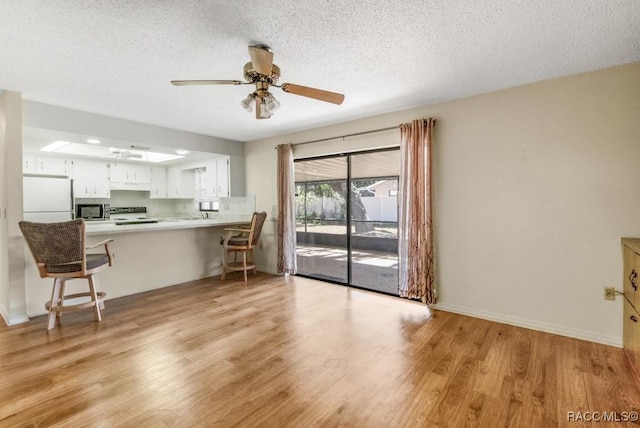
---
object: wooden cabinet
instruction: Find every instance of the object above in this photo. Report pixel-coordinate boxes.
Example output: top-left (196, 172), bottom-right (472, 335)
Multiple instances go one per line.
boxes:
top-left (622, 240), bottom-right (640, 379)
top-left (150, 166), bottom-right (167, 199)
top-left (72, 159), bottom-right (110, 198)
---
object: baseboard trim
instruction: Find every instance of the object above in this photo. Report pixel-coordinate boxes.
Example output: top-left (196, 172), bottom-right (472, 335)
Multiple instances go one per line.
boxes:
top-left (0, 305), bottom-right (29, 326)
top-left (256, 264), bottom-right (278, 275)
top-left (432, 302), bottom-right (621, 348)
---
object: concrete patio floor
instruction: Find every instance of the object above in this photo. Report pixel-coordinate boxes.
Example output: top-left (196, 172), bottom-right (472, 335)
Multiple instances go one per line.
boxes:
top-left (296, 244), bottom-right (399, 295)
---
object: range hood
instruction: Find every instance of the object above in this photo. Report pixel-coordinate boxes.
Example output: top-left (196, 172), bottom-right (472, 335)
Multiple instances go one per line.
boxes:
top-left (110, 182), bottom-right (151, 191)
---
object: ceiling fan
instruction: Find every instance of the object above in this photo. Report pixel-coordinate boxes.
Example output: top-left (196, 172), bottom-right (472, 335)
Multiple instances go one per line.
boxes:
top-left (109, 149), bottom-right (142, 159)
top-left (171, 45), bottom-right (345, 119)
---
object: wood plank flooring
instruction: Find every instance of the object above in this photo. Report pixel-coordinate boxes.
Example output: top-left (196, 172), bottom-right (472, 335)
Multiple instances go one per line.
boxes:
top-left (1, 274), bottom-right (639, 427)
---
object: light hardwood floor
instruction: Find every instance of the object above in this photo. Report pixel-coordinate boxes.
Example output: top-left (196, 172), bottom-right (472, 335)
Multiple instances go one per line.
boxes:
top-left (1, 274), bottom-right (639, 427)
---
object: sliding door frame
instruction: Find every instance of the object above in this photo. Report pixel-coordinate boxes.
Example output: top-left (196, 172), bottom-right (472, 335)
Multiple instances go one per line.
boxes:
top-left (294, 146), bottom-right (400, 296)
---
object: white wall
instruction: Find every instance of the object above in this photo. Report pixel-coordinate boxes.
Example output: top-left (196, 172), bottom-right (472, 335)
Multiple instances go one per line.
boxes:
top-left (0, 91), bottom-right (7, 322)
top-left (0, 91), bottom-right (28, 325)
top-left (245, 62), bottom-right (640, 346)
top-left (23, 101), bottom-right (244, 158)
top-left (24, 226), bottom-right (229, 317)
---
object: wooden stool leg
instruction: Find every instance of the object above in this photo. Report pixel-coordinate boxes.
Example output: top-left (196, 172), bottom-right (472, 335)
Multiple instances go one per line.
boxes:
top-left (57, 279), bottom-right (67, 320)
top-left (47, 278), bottom-right (63, 330)
top-left (221, 248), bottom-right (227, 280)
top-left (92, 276), bottom-right (106, 310)
top-left (242, 251), bottom-right (248, 282)
top-left (88, 275), bottom-right (102, 322)
top-left (250, 249), bottom-right (257, 275)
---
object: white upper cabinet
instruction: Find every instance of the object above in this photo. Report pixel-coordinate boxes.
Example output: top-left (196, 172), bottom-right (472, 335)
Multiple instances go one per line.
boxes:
top-left (72, 159), bottom-right (110, 198)
top-left (166, 166), bottom-right (182, 198)
top-left (150, 166), bottom-right (167, 199)
top-left (203, 156), bottom-right (230, 199)
top-left (23, 155), bottom-right (36, 174)
top-left (216, 156), bottom-right (230, 198)
top-left (166, 166), bottom-right (195, 199)
top-left (25, 156), bottom-right (71, 176)
top-left (23, 151), bottom-right (234, 202)
top-left (110, 162), bottom-right (151, 190)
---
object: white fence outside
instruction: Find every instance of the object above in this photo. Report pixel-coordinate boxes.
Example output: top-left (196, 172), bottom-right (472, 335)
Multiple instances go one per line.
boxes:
top-left (361, 196), bottom-right (397, 222)
top-left (298, 196), bottom-right (397, 222)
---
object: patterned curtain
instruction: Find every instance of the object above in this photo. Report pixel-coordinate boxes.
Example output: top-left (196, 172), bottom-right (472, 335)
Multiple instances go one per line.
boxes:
top-left (276, 143), bottom-right (297, 275)
top-left (398, 118), bottom-right (436, 304)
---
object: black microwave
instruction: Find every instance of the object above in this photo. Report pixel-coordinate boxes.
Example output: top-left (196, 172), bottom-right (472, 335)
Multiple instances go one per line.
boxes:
top-left (76, 204), bottom-right (110, 220)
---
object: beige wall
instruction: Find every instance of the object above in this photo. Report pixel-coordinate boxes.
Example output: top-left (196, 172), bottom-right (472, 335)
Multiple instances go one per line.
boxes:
top-left (245, 62), bottom-right (640, 346)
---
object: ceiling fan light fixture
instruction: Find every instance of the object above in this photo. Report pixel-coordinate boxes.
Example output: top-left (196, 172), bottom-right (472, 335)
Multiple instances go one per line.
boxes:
top-left (264, 93), bottom-right (280, 113)
top-left (174, 44), bottom-right (345, 120)
top-left (259, 98), bottom-right (272, 118)
top-left (240, 93), bottom-right (254, 112)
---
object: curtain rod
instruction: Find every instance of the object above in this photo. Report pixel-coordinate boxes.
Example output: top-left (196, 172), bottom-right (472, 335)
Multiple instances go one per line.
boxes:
top-left (274, 118), bottom-right (435, 149)
top-left (290, 125), bottom-right (399, 148)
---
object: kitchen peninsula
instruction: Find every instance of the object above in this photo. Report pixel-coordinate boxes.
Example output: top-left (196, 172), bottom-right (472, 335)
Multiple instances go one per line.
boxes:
top-left (23, 216), bottom-right (253, 317)
top-left (84, 216), bottom-right (250, 235)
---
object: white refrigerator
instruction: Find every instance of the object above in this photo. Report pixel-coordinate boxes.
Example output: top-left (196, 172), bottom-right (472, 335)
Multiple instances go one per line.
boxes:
top-left (23, 175), bottom-right (74, 222)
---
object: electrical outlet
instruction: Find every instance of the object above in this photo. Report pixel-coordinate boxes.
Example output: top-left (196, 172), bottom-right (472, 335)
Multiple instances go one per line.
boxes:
top-left (604, 287), bottom-right (615, 300)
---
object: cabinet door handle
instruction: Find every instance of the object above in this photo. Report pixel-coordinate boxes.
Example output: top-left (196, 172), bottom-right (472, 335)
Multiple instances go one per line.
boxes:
top-left (629, 269), bottom-right (637, 291)
top-left (631, 315), bottom-right (638, 323)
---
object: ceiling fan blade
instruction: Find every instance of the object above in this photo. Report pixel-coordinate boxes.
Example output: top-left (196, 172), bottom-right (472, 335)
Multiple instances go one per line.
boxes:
top-left (171, 80), bottom-right (244, 86)
top-left (248, 45), bottom-right (274, 76)
top-left (280, 83), bottom-right (345, 105)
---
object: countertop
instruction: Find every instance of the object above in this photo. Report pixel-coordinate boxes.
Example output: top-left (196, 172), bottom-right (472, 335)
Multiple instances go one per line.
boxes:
top-left (85, 217), bottom-right (251, 235)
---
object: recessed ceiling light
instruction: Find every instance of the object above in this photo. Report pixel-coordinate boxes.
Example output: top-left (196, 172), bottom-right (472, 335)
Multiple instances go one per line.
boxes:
top-left (41, 140), bottom-right (71, 152)
top-left (86, 138), bottom-right (101, 144)
top-left (176, 149), bottom-right (190, 155)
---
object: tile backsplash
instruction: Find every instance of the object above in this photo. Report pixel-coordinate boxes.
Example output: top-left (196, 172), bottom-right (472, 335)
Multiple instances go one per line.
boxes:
top-left (76, 191), bottom-right (256, 219)
top-left (76, 190), bottom-right (198, 218)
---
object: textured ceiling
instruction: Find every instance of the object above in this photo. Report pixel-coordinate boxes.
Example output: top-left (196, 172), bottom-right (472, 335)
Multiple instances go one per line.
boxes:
top-left (1, 1), bottom-right (639, 143)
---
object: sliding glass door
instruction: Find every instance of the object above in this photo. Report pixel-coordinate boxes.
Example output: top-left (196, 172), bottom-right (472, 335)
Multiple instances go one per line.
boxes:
top-left (295, 156), bottom-right (348, 283)
top-left (295, 149), bottom-right (399, 295)
top-left (349, 150), bottom-right (399, 294)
